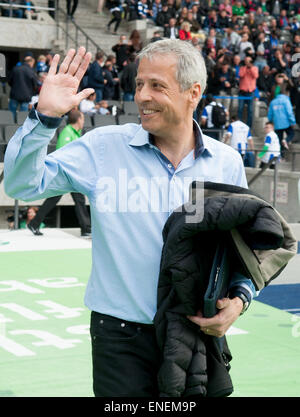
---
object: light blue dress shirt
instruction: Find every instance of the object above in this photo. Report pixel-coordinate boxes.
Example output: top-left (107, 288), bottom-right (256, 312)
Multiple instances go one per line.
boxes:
top-left (4, 114), bottom-right (255, 324)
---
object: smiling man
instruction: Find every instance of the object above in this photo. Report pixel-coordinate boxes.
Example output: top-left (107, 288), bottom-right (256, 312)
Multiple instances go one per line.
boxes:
top-left (4, 40), bottom-right (255, 397)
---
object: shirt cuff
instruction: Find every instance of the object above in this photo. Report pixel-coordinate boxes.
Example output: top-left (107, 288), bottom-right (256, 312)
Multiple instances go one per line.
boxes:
top-left (28, 105), bottom-right (63, 129)
top-left (229, 272), bottom-right (260, 303)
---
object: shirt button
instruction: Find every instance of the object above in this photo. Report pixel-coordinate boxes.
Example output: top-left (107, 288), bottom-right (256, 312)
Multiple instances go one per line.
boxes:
top-left (168, 163), bottom-right (172, 169)
top-left (121, 322), bottom-right (126, 328)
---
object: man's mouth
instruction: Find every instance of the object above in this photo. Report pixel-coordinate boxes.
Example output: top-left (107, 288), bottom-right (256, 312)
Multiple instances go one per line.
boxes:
top-left (142, 109), bottom-right (160, 115)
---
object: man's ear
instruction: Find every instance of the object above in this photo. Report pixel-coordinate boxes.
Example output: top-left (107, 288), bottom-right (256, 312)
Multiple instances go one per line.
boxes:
top-left (189, 83), bottom-right (201, 109)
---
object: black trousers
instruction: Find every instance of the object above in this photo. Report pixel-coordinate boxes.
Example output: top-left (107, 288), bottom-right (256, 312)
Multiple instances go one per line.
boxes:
top-left (30, 193), bottom-right (91, 233)
top-left (66, 0), bottom-right (78, 16)
top-left (90, 311), bottom-right (161, 397)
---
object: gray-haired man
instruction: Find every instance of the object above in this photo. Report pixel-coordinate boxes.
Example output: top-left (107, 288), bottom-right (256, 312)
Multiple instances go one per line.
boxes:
top-left (4, 40), bottom-right (254, 396)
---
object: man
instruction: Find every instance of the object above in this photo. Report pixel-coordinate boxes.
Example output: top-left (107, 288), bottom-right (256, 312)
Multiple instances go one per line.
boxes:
top-left (8, 53), bottom-right (39, 120)
top-left (258, 121), bottom-right (281, 169)
top-left (257, 65), bottom-right (273, 103)
top-left (26, 110), bottom-right (92, 237)
top-left (164, 17), bottom-right (179, 39)
top-left (201, 93), bottom-right (228, 140)
top-left (215, 63), bottom-right (235, 113)
top-left (4, 41), bottom-right (256, 397)
top-left (267, 89), bottom-right (296, 155)
top-left (238, 56), bottom-right (259, 128)
top-left (224, 115), bottom-right (255, 167)
top-left (120, 53), bottom-right (137, 101)
top-left (112, 34), bottom-right (130, 73)
top-left (87, 52), bottom-right (106, 103)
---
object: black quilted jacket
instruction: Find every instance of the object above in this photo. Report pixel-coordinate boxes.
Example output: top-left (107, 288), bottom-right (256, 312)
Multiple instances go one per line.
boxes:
top-left (154, 182), bottom-right (297, 397)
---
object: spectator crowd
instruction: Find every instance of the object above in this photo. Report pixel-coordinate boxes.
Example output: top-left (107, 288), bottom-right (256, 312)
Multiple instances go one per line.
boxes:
top-left (2, 0), bottom-right (300, 168)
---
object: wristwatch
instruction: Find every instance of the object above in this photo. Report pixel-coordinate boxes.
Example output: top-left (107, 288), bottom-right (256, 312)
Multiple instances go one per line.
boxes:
top-left (229, 290), bottom-right (250, 315)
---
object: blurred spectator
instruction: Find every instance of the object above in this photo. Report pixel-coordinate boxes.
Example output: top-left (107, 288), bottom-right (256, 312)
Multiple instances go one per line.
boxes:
top-left (203, 9), bottom-right (219, 33)
top-left (87, 52), bottom-right (106, 102)
top-left (120, 53), bottom-right (137, 102)
top-left (79, 92), bottom-right (99, 115)
top-left (218, 9), bottom-right (230, 33)
top-left (215, 62), bottom-right (235, 112)
top-left (224, 114), bottom-right (255, 167)
top-left (179, 21), bottom-right (192, 41)
top-left (232, 1), bottom-right (245, 17)
top-left (7, 206), bottom-right (45, 230)
top-left (267, 88), bottom-right (296, 153)
top-left (238, 33), bottom-right (255, 61)
top-left (257, 65), bottom-right (273, 103)
top-left (149, 30), bottom-right (164, 43)
top-left (157, 3), bottom-right (173, 27)
top-left (96, 0), bottom-right (105, 14)
top-left (79, 93), bottom-right (111, 115)
top-left (8, 53), bottom-right (38, 119)
top-left (66, 0), bottom-right (78, 19)
top-left (150, 0), bottom-right (162, 23)
top-left (258, 121), bottom-right (281, 169)
top-left (36, 55), bottom-right (48, 73)
top-left (279, 9), bottom-right (291, 30)
top-left (128, 29), bottom-right (143, 53)
top-left (164, 18), bottom-right (179, 39)
top-left (28, 72), bottom-right (47, 109)
top-left (222, 25), bottom-right (241, 53)
top-left (137, 0), bottom-right (150, 20)
top-left (269, 48), bottom-right (290, 77)
top-left (103, 59), bottom-right (116, 100)
top-left (112, 34), bottom-right (130, 72)
top-left (106, 54), bottom-right (120, 100)
top-left (219, 0), bottom-right (232, 17)
top-left (201, 93), bottom-right (228, 140)
top-left (1, 0), bottom-right (23, 18)
top-left (186, 10), bottom-right (200, 34)
top-left (270, 72), bottom-right (293, 101)
top-left (22, 0), bottom-right (39, 20)
top-left (205, 28), bottom-right (221, 52)
top-left (176, 6), bottom-right (188, 28)
top-left (107, 0), bottom-right (123, 34)
top-left (238, 56), bottom-right (259, 128)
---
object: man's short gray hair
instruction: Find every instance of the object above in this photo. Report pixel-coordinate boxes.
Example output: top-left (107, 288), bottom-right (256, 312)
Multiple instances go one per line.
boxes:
top-left (136, 39), bottom-right (207, 98)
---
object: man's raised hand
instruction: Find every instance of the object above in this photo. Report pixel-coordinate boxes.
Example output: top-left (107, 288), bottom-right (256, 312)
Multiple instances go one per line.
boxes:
top-left (37, 47), bottom-right (94, 118)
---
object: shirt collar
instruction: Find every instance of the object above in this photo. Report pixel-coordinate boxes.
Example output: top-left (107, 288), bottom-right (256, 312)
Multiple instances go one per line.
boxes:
top-left (128, 120), bottom-right (214, 158)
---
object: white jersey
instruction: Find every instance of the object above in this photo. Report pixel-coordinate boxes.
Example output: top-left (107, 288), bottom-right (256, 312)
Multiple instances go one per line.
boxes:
top-left (261, 130), bottom-right (281, 163)
top-left (226, 120), bottom-right (252, 154)
top-left (201, 101), bottom-right (226, 128)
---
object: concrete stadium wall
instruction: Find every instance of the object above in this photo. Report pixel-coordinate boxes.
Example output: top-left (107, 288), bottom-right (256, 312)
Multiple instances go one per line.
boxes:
top-left (246, 168), bottom-right (300, 223)
top-left (0, 17), bottom-right (56, 50)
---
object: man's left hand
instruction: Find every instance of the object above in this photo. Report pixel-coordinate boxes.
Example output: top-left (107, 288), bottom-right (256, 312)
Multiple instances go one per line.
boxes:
top-left (187, 297), bottom-right (243, 338)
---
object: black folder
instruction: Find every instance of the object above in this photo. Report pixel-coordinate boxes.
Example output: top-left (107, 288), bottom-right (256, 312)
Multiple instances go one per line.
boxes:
top-left (203, 242), bottom-right (231, 318)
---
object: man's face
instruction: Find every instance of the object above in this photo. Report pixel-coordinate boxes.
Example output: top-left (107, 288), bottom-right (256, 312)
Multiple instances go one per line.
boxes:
top-left (135, 55), bottom-right (196, 139)
top-left (264, 124), bottom-right (272, 134)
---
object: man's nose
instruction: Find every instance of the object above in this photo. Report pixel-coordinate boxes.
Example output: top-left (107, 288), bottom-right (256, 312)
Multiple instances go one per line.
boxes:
top-left (135, 84), bottom-right (152, 102)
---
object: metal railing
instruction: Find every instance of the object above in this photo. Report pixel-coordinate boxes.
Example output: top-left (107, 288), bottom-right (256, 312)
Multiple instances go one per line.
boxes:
top-left (55, 3), bottom-right (105, 56)
top-left (0, 1), bottom-right (55, 16)
top-left (0, 1), bottom-right (105, 57)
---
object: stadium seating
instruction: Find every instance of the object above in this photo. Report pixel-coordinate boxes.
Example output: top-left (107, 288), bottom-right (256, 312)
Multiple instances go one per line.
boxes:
top-left (0, 110), bottom-right (14, 125)
top-left (123, 102), bottom-right (139, 116)
top-left (93, 114), bottom-right (116, 127)
top-left (16, 111), bottom-right (29, 125)
top-left (118, 115), bottom-right (140, 125)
